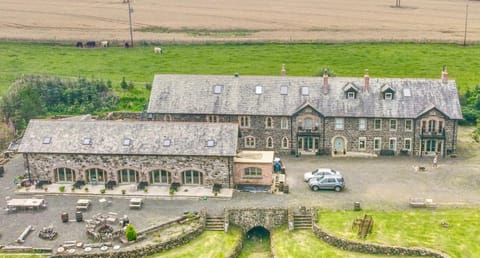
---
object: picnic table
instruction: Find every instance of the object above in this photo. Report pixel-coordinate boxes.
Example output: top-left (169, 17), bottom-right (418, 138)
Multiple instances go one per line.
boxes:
top-left (7, 198), bottom-right (46, 211)
top-left (76, 199), bottom-right (91, 211)
top-left (129, 198), bottom-right (143, 209)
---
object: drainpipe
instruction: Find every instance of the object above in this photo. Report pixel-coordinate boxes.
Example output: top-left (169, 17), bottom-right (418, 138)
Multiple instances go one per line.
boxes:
top-left (290, 116), bottom-right (294, 156)
top-left (413, 119), bottom-right (416, 157)
top-left (25, 154), bottom-right (32, 182)
top-left (228, 158), bottom-right (232, 189)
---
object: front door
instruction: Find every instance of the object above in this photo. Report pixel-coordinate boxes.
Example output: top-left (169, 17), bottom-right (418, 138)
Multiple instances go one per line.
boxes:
top-left (334, 137), bottom-right (345, 153)
top-left (301, 136), bottom-right (319, 152)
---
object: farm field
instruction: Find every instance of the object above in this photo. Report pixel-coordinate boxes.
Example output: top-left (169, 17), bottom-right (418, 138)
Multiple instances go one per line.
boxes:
top-left (0, 0), bottom-right (480, 43)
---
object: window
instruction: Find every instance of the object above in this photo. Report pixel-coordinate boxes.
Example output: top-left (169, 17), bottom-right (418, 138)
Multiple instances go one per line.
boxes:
top-left (266, 137), bottom-right (273, 148)
top-left (265, 117), bottom-right (273, 128)
top-left (244, 167), bottom-right (262, 177)
top-left (213, 85), bottom-right (223, 94)
top-left (163, 139), bottom-right (172, 147)
top-left (245, 136), bottom-right (256, 148)
top-left (206, 115), bottom-right (219, 123)
top-left (239, 116), bottom-right (250, 128)
top-left (422, 121), bottom-right (427, 132)
top-left (428, 120), bottom-right (436, 132)
top-left (82, 137), bottom-right (92, 145)
top-left (255, 85), bottom-right (262, 94)
top-left (280, 86), bottom-right (288, 95)
top-left (43, 137), bottom-right (52, 144)
top-left (335, 118), bottom-right (344, 130)
top-left (122, 138), bottom-right (132, 146)
top-left (150, 169), bottom-right (171, 184)
top-left (54, 167), bottom-right (75, 183)
top-left (359, 119), bottom-right (367, 131)
top-left (385, 92), bottom-right (393, 100)
top-left (389, 138), bottom-right (397, 151)
top-left (438, 121), bottom-right (444, 133)
top-left (281, 118), bottom-right (289, 129)
top-left (374, 119), bottom-right (382, 130)
top-left (389, 119), bottom-right (397, 131)
top-left (86, 168), bottom-right (106, 184)
top-left (405, 119), bottom-right (413, 132)
top-left (304, 118), bottom-right (313, 130)
top-left (281, 137), bottom-right (289, 149)
top-left (164, 114), bottom-right (172, 121)
top-left (404, 138), bottom-right (412, 151)
top-left (374, 138), bottom-right (381, 151)
top-left (347, 91), bottom-right (356, 99)
top-left (301, 87), bottom-right (309, 96)
top-left (117, 169), bottom-right (139, 184)
top-left (359, 137), bottom-right (366, 150)
top-left (182, 170), bottom-right (203, 185)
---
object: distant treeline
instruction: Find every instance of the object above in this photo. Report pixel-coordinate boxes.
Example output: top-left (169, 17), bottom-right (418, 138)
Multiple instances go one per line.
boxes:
top-left (0, 75), bottom-right (118, 131)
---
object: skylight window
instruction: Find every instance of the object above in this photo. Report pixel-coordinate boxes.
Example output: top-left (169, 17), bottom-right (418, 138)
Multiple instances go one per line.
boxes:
top-left (123, 138), bottom-right (132, 146)
top-left (163, 139), bottom-right (171, 147)
top-left (206, 140), bottom-right (216, 147)
top-left (213, 85), bottom-right (223, 94)
top-left (301, 86), bottom-right (309, 96)
top-left (42, 137), bottom-right (52, 144)
top-left (82, 137), bottom-right (92, 145)
top-left (280, 86), bottom-right (288, 95)
top-left (255, 85), bottom-right (263, 94)
top-left (403, 88), bottom-right (411, 97)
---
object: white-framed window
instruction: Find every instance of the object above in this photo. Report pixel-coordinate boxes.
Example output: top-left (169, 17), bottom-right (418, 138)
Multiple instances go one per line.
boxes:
top-left (86, 168), bottom-right (106, 184)
top-left (149, 169), bottom-right (171, 184)
top-left (301, 87), bottom-right (309, 95)
top-left (390, 119), bottom-right (397, 131)
top-left (182, 170), bottom-right (203, 185)
top-left (206, 115), bottom-right (219, 123)
top-left (385, 92), bottom-right (393, 100)
top-left (404, 138), bottom-right (412, 151)
top-left (389, 138), bottom-right (397, 151)
top-left (265, 117), bottom-right (273, 128)
top-left (281, 118), bottom-right (289, 129)
top-left (244, 167), bottom-right (262, 177)
top-left (347, 92), bottom-right (356, 99)
top-left (266, 137), bottom-right (273, 148)
top-left (305, 118), bottom-right (313, 130)
top-left (359, 137), bottom-right (366, 150)
top-left (117, 168), bottom-right (139, 184)
top-left (438, 121), bottom-right (444, 133)
top-left (213, 84), bottom-right (223, 94)
top-left (281, 137), bottom-right (289, 149)
top-left (255, 85), bottom-right (262, 94)
top-left (245, 136), bottom-right (256, 148)
top-left (54, 167), bottom-right (76, 183)
top-left (239, 116), bottom-right (250, 128)
top-left (374, 119), bottom-right (382, 130)
top-left (280, 86), bottom-right (288, 95)
top-left (374, 137), bottom-right (382, 151)
top-left (335, 118), bottom-right (344, 130)
top-left (428, 120), bottom-right (436, 132)
top-left (164, 114), bottom-right (172, 121)
top-left (405, 119), bottom-right (413, 132)
top-left (359, 118), bottom-right (367, 131)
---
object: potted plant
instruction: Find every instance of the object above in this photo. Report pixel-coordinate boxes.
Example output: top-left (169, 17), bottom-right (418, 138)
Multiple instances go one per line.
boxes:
top-left (100, 188), bottom-right (106, 194)
top-left (44, 187), bottom-right (48, 192)
top-left (143, 187), bottom-right (148, 193)
top-left (59, 186), bottom-right (65, 193)
top-left (84, 187), bottom-right (89, 192)
top-left (169, 188), bottom-right (175, 196)
top-left (71, 186), bottom-right (75, 192)
top-left (121, 189), bottom-right (126, 195)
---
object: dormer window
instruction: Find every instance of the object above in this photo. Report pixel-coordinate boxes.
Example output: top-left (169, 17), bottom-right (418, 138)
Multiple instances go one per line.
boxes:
top-left (385, 92), bottom-right (393, 100)
top-left (213, 85), bottom-right (223, 94)
top-left (82, 137), bottom-right (92, 145)
top-left (347, 91), bottom-right (356, 99)
top-left (381, 84), bottom-right (395, 100)
top-left (206, 140), bottom-right (216, 147)
top-left (280, 86), bottom-right (288, 95)
top-left (301, 87), bottom-right (309, 96)
top-left (342, 82), bottom-right (359, 99)
top-left (163, 139), bottom-right (172, 147)
top-left (255, 85), bottom-right (262, 94)
top-left (42, 137), bottom-right (52, 144)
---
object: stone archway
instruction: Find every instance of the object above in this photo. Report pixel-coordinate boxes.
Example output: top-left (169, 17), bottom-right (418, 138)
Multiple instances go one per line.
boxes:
top-left (246, 226), bottom-right (270, 240)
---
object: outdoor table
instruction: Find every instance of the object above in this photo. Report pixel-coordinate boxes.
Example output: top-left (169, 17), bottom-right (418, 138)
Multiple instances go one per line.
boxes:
top-left (76, 199), bottom-right (91, 211)
top-left (7, 198), bottom-right (46, 210)
top-left (129, 198), bottom-right (143, 209)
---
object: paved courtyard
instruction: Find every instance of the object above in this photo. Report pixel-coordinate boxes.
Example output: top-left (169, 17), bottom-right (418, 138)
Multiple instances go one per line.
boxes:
top-left (1, 153), bottom-right (480, 249)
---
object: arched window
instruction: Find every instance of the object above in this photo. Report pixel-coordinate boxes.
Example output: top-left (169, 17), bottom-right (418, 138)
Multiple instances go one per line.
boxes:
top-left (245, 136), bottom-right (256, 148)
top-left (281, 118), bottom-right (289, 129)
top-left (117, 168), bottom-right (139, 184)
top-left (265, 117), bottom-right (273, 128)
top-left (281, 137), bottom-right (289, 149)
top-left (304, 118), bottom-right (313, 130)
top-left (86, 168), bottom-right (106, 184)
top-left (150, 169), bottom-right (171, 184)
top-left (164, 114), bottom-right (172, 121)
top-left (182, 170), bottom-right (203, 185)
top-left (54, 167), bottom-right (76, 183)
top-left (266, 137), bottom-right (274, 148)
top-left (244, 167), bottom-right (262, 177)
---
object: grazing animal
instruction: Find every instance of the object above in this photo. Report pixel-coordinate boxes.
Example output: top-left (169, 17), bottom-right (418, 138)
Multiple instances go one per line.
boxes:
top-left (124, 42), bottom-right (130, 48)
top-left (101, 41), bottom-right (109, 47)
top-left (154, 47), bottom-right (163, 54)
top-left (76, 42), bottom-right (83, 48)
top-left (86, 41), bottom-right (96, 48)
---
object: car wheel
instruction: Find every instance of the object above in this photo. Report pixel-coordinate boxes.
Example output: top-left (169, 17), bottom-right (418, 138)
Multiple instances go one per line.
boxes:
top-left (334, 186), bottom-right (342, 192)
top-left (312, 185), bottom-right (320, 191)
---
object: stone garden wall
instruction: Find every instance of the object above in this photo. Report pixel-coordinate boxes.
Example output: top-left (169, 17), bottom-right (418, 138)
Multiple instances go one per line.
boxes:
top-left (228, 208), bottom-right (288, 231)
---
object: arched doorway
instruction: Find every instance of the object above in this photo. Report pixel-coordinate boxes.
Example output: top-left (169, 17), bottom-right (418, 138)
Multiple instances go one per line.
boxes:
top-left (240, 226), bottom-right (270, 256)
top-left (333, 136), bottom-right (346, 154)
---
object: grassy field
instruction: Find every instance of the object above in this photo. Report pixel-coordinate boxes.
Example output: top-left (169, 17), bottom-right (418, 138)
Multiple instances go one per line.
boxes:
top-left (1, 42), bottom-right (480, 110)
top-left (317, 208), bottom-right (480, 258)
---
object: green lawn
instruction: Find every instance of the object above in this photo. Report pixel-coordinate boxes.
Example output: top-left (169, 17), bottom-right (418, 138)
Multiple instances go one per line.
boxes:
top-left (317, 209), bottom-right (480, 258)
top-left (1, 42), bottom-right (480, 110)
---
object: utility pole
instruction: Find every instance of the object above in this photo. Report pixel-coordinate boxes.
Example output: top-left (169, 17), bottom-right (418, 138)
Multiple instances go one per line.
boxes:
top-left (464, 0), bottom-right (469, 46)
top-left (127, 0), bottom-right (134, 48)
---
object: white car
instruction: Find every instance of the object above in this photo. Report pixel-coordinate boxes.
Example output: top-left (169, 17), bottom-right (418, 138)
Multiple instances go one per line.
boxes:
top-left (303, 168), bottom-right (342, 182)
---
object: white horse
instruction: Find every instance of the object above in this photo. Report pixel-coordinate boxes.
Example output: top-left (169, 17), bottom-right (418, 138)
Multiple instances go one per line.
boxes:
top-left (101, 41), bottom-right (109, 47)
top-left (154, 47), bottom-right (162, 54)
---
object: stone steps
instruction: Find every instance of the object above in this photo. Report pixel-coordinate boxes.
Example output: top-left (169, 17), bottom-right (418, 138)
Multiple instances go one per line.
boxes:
top-left (205, 216), bottom-right (225, 231)
top-left (293, 214), bottom-right (312, 229)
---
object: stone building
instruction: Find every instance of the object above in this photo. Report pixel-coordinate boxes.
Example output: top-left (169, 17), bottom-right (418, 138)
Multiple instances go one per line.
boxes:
top-left (233, 151), bottom-right (274, 190)
top-left (146, 68), bottom-right (462, 157)
top-left (18, 120), bottom-right (239, 188)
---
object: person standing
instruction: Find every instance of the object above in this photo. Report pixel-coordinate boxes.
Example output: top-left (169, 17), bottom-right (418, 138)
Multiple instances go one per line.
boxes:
top-left (433, 153), bottom-right (439, 168)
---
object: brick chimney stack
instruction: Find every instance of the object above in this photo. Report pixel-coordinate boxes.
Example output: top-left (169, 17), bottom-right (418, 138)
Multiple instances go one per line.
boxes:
top-left (281, 64), bottom-right (287, 76)
top-left (441, 65), bottom-right (448, 84)
top-left (323, 68), bottom-right (329, 94)
top-left (364, 69), bottom-right (370, 92)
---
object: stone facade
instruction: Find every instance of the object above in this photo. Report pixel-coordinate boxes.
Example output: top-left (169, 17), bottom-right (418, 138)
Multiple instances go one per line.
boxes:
top-left (25, 153), bottom-right (233, 188)
top-left (227, 208), bottom-right (288, 231)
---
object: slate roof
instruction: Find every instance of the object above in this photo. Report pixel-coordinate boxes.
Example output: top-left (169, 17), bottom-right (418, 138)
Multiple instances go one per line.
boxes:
top-left (147, 74), bottom-right (462, 119)
top-left (18, 120), bottom-right (238, 156)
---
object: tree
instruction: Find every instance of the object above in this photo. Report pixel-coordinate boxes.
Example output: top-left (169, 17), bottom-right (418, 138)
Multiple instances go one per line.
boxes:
top-left (125, 223), bottom-right (137, 241)
top-left (121, 77), bottom-right (128, 91)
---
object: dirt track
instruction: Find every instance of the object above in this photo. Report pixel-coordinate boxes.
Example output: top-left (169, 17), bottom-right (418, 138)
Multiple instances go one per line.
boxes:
top-left (1, 0), bottom-right (479, 43)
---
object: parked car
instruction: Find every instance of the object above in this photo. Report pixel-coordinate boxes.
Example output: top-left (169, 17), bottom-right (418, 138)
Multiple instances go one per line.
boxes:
top-left (308, 175), bottom-right (345, 192)
top-left (303, 168), bottom-right (342, 182)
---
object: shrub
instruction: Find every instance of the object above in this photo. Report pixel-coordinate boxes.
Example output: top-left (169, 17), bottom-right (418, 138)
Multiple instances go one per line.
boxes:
top-left (84, 187), bottom-right (89, 192)
top-left (59, 186), bottom-right (65, 192)
top-left (122, 189), bottom-right (126, 195)
top-left (125, 224), bottom-right (137, 241)
top-left (100, 188), bottom-right (106, 194)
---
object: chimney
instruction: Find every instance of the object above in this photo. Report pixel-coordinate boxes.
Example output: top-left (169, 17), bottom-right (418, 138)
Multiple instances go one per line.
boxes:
top-left (441, 65), bottom-right (448, 84)
top-left (322, 68), bottom-right (329, 94)
top-left (364, 69), bottom-right (370, 92)
top-left (280, 64), bottom-right (287, 76)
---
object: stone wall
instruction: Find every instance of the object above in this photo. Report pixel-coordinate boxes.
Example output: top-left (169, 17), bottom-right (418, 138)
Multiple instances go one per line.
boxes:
top-left (228, 208), bottom-right (288, 231)
top-left (312, 223), bottom-right (450, 258)
top-left (26, 153), bottom-right (233, 187)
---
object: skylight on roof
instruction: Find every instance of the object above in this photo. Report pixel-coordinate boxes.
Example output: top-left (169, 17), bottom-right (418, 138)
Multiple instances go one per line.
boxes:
top-left (280, 86), bottom-right (288, 95)
top-left (213, 85), bottom-right (223, 94)
top-left (206, 140), bottom-right (216, 147)
top-left (42, 137), bottom-right (51, 144)
top-left (123, 138), bottom-right (132, 146)
top-left (163, 139), bottom-right (171, 147)
top-left (255, 85), bottom-right (263, 94)
top-left (82, 137), bottom-right (92, 145)
top-left (301, 86), bottom-right (309, 96)
top-left (403, 88), bottom-right (411, 97)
